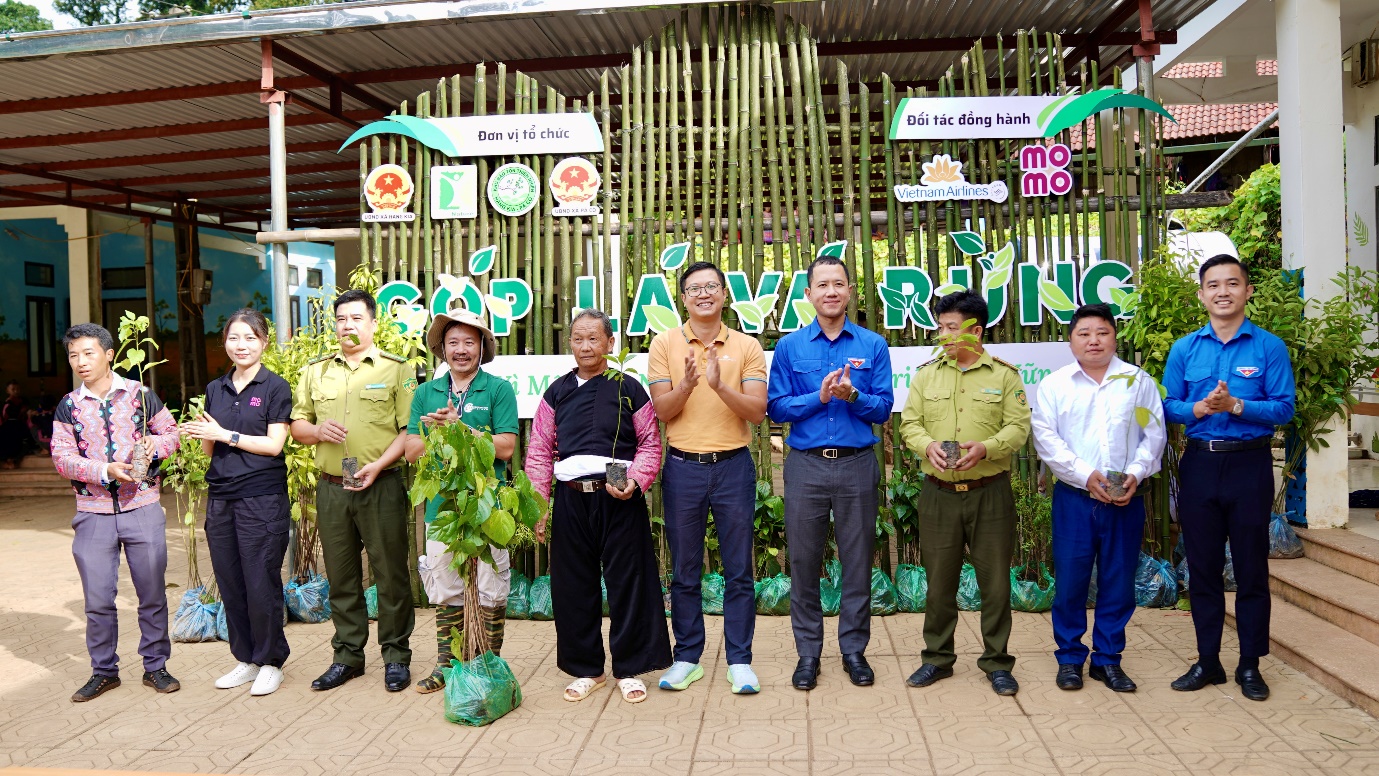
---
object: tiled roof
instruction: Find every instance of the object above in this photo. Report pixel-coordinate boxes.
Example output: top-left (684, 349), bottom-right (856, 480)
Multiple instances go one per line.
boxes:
top-left (1161, 102), bottom-right (1277, 139)
top-left (1162, 61), bottom-right (1222, 78)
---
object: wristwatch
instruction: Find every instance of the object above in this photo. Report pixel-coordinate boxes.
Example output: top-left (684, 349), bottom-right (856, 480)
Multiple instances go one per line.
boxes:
top-left (846, 387), bottom-right (860, 403)
top-left (1231, 399), bottom-right (1244, 416)
top-left (229, 432), bottom-right (241, 447)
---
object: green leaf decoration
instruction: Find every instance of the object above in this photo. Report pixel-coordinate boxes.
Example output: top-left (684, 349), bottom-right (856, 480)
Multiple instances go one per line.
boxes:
top-left (469, 245), bottom-right (498, 275)
top-left (1355, 212), bottom-right (1370, 247)
top-left (1109, 287), bottom-right (1130, 307)
top-left (934, 283), bottom-right (965, 296)
top-left (484, 294), bottom-right (513, 319)
top-left (730, 301), bottom-right (765, 329)
top-left (875, 283), bottom-right (910, 311)
top-left (950, 231), bottom-right (985, 256)
top-left (659, 241), bottom-right (692, 270)
top-left (908, 293), bottom-right (935, 328)
top-left (792, 299), bottom-right (817, 326)
top-left (978, 256), bottom-right (995, 272)
top-left (1118, 291), bottom-right (1141, 314)
top-left (992, 241), bottom-right (1016, 270)
top-left (1040, 87), bottom-right (1121, 137)
top-left (754, 293), bottom-right (779, 320)
top-left (817, 240), bottom-right (848, 259)
top-left (337, 116), bottom-right (462, 157)
top-left (643, 304), bottom-right (682, 334)
top-left (438, 273), bottom-right (469, 297)
top-left (1037, 279), bottom-right (1078, 312)
top-left (981, 267), bottom-right (1012, 293)
top-left (1036, 92), bottom-right (1077, 129)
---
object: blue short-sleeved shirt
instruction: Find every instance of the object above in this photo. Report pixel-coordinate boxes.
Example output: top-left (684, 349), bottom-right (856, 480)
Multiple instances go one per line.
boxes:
top-left (766, 318), bottom-right (894, 449)
top-left (1161, 319), bottom-right (1296, 441)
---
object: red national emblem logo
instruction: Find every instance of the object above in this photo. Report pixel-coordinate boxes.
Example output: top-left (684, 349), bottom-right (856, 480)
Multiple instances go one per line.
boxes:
top-left (1236, 366), bottom-right (1260, 378)
top-left (549, 157), bottom-right (601, 205)
top-left (849, 358), bottom-right (866, 368)
top-left (365, 164), bottom-right (415, 213)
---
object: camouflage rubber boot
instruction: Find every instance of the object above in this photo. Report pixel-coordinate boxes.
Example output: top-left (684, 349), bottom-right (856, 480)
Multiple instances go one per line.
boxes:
top-left (416, 605), bottom-right (463, 693)
top-left (482, 604), bottom-right (507, 657)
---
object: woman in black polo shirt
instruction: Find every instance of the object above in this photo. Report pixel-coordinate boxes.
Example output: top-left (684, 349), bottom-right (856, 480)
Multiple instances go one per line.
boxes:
top-left (182, 308), bottom-right (293, 696)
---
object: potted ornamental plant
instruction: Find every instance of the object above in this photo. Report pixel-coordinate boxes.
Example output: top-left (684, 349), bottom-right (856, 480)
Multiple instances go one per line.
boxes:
top-left (601, 347), bottom-right (640, 490)
top-left (113, 312), bottom-right (169, 481)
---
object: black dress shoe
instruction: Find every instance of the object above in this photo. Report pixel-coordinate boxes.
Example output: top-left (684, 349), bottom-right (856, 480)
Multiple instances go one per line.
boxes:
top-left (384, 663), bottom-right (411, 692)
top-left (142, 668), bottom-right (181, 694)
top-left (1235, 667), bottom-right (1270, 701)
top-left (312, 662), bottom-right (365, 691)
top-left (71, 674), bottom-right (120, 703)
top-left (792, 657), bottom-right (820, 691)
top-left (905, 663), bottom-right (953, 687)
top-left (1056, 664), bottom-right (1083, 691)
top-left (841, 653), bottom-right (874, 687)
top-left (1089, 664), bottom-right (1137, 693)
top-left (1170, 663), bottom-right (1227, 691)
top-left (988, 670), bottom-right (1019, 696)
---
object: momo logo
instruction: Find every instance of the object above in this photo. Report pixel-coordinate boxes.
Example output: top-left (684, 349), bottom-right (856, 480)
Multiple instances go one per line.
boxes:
top-left (849, 358), bottom-right (866, 369)
top-left (1020, 143), bottom-right (1073, 197)
top-left (1236, 366), bottom-right (1260, 378)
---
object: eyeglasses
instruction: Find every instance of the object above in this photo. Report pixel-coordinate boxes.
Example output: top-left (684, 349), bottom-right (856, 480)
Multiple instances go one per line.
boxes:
top-left (684, 283), bottom-right (723, 297)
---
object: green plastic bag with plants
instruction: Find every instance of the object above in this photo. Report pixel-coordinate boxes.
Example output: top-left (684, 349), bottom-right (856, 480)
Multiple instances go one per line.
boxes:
top-left (869, 567), bottom-right (899, 616)
top-left (894, 564), bottom-right (927, 613)
top-left (701, 572), bottom-right (726, 615)
top-left (365, 584), bottom-right (379, 621)
top-left (755, 573), bottom-right (791, 616)
top-left (442, 651), bottom-right (523, 727)
top-left (957, 563), bottom-right (982, 611)
top-left (1009, 564), bottom-right (1056, 612)
top-left (820, 558), bottom-right (842, 616)
top-left (528, 575), bottom-right (554, 620)
top-left (507, 572), bottom-right (532, 620)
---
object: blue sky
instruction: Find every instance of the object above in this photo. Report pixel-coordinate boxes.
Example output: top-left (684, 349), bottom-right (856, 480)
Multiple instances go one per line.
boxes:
top-left (27, 0), bottom-right (79, 29)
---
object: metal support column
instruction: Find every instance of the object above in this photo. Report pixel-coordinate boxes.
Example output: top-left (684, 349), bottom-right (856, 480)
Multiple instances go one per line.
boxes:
top-left (143, 218), bottom-right (157, 393)
top-left (264, 39), bottom-right (292, 344)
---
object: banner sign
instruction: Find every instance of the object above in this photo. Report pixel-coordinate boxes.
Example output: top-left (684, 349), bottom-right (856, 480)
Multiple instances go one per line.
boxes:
top-left (888, 88), bottom-right (1175, 141)
top-left (893, 153), bottom-right (1008, 204)
top-left (340, 113), bottom-right (604, 158)
top-left (444, 343), bottom-right (1076, 419)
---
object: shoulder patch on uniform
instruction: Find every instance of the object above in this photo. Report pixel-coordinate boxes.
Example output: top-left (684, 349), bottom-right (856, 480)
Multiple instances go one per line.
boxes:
top-left (307, 354), bottom-right (333, 365)
top-left (991, 355), bottom-right (1021, 373)
top-left (402, 376), bottom-right (418, 391)
top-left (915, 356), bottom-right (942, 371)
top-left (378, 350), bottom-right (406, 363)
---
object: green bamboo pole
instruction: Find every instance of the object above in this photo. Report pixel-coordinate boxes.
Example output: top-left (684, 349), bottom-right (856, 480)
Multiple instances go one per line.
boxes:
top-left (859, 82), bottom-right (876, 331)
top-left (643, 44), bottom-right (655, 304)
top-left (699, 10), bottom-right (712, 263)
top-left (619, 64), bottom-right (633, 323)
top-left (712, 10), bottom-right (726, 263)
top-left (763, 14), bottom-right (785, 283)
top-left (837, 60), bottom-right (857, 317)
top-left (881, 75), bottom-right (898, 345)
top-left (669, 20), bottom-right (683, 244)
top-left (747, 8), bottom-right (765, 283)
top-left (560, 93), bottom-right (574, 340)
top-left (543, 84), bottom-right (558, 352)
top-left (725, 9), bottom-right (742, 273)
top-left (630, 50), bottom-right (645, 325)
top-left (601, 73), bottom-right (615, 317)
top-left (808, 37), bottom-right (833, 242)
top-left (799, 27), bottom-right (824, 260)
top-left (657, 27), bottom-right (670, 258)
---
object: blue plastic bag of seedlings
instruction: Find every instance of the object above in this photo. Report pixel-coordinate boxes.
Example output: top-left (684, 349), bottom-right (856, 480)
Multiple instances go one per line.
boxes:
top-left (365, 584), bottom-right (379, 621)
top-left (285, 572), bottom-right (331, 623)
top-left (825, 558), bottom-right (842, 587)
top-left (957, 563), bottom-right (982, 611)
top-left (895, 564), bottom-right (927, 613)
top-left (701, 572), bottom-right (726, 616)
top-left (755, 573), bottom-right (791, 616)
top-left (1010, 564), bottom-right (1056, 612)
top-left (1268, 512), bottom-right (1305, 559)
top-left (171, 586), bottom-right (221, 643)
top-left (506, 572), bottom-right (532, 620)
top-left (442, 652), bottom-right (523, 727)
top-left (215, 600), bottom-right (230, 641)
top-left (870, 567), bottom-right (899, 616)
top-left (528, 575), bottom-right (554, 620)
top-left (1134, 553), bottom-right (1178, 608)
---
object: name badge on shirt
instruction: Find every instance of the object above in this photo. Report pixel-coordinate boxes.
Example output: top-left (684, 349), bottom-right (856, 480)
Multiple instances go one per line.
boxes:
top-left (1235, 367), bottom-right (1260, 378)
top-left (981, 388), bottom-right (1003, 395)
top-left (365, 383), bottom-right (388, 389)
top-left (848, 357), bottom-right (867, 369)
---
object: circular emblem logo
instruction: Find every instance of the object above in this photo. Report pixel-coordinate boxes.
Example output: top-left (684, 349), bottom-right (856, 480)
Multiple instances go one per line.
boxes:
top-left (464, 402), bottom-right (475, 414)
top-left (364, 164), bottom-right (415, 213)
top-left (487, 163), bottom-right (539, 217)
top-left (549, 157), bottom-right (601, 205)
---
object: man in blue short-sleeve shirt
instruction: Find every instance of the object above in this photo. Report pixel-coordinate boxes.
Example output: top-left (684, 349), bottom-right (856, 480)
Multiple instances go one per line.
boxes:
top-left (1160, 254), bottom-right (1295, 702)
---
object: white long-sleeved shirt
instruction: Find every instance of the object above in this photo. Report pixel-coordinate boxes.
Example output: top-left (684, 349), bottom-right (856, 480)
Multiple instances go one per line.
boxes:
top-left (1031, 356), bottom-right (1167, 490)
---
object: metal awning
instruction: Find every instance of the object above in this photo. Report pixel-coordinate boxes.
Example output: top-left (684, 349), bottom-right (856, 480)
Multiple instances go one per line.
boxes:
top-left (0, 0), bottom-right (1215, 232)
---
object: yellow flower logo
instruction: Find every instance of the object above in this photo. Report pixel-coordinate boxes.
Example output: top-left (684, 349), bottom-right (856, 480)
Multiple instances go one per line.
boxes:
top-left (921, 154), bottom-right (965, 185)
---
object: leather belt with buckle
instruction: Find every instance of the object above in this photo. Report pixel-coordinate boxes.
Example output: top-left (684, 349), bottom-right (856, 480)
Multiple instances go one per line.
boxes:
top-left (800, 446), bottom-right (868, 460)
top-left (668, 446), bottom-right (748, 464)
top-left (927, 471), bottom-right (1009, 493)
top-left (563, 478), bottom-right (607, 493)
top-left (1186, 437), bottom-right (1271, 453)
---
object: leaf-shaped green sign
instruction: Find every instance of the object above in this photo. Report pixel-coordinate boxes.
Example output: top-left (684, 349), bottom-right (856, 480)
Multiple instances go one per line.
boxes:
top-left (992, 241), bottom-right (1016, 270)
top-left (908, 293), bottom-right (935, 328)
top-left (817, 240), bottom-right (848, 259)
top-left (484, 294), bottom-right (513, 319)
top-left (950, 231), bottom-right (985, 256)
top-left (660, 242), bottom-right (692, 270)
top-left (643, 304), bottom-right (682, 334)
top-left (1037, 279), bottom-right (1078, 312)
top-left (981, 267), bottom-right (1012, 293)
top-left (875, 283), bottom-right (910, 311)
top-left (755, 293), bottom-right (779, 320)
top-left (934, 283), bottom-right (965, 296)
top-left (978, 256), bottom-right (994, 272)
top-left (730, 301), bottom-right (765, 329)
top-left (792, 299), bottom-right (817, 326)
top-left (1117, 291), bottom-right (1140, 314)
top-left (469, 244), bottom-right (498, 275)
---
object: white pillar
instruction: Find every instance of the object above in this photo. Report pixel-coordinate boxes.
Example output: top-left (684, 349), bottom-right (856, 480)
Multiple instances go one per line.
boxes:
top-left (55, 206), bottom-right (93, 327)
top-left (1277, 0), bottom-right (1348, 527)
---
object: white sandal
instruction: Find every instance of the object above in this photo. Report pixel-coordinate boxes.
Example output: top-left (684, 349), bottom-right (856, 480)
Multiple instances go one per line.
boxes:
top-left (617, 678), bottom-right (648, 704)
top-left (563, 677), bottom-right (606, 702)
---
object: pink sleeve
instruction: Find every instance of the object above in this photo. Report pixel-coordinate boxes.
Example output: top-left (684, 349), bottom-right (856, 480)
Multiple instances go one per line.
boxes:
top-left (629, 400), bottom-right (662, 492)
top-left (52, 421), bottom-right (104, 485)
top-left (149, 407), bottom-right (179, 460)
top-left (524, 399), bottom-right (556, 501)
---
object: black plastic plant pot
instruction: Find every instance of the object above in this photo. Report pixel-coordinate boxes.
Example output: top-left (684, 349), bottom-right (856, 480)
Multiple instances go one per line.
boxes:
top-left (341, 457), bottom-right (362, 489)
top-left (940, 441), bottom-right (961, 470)
top-left (1105, 471), bottom-right (1128, 500)
top-left (606, 462), bottom-right (629, 490)
top-left (130, 443), bottom-right (152, 482)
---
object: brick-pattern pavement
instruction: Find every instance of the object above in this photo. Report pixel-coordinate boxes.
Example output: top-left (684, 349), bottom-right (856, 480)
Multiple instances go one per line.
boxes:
top-left (2, 495), bottom-right (1378, 775)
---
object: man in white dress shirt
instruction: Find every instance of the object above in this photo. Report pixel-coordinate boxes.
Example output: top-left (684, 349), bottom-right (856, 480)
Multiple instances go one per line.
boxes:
top-left (1031, 304), bottom-right (1166, 693)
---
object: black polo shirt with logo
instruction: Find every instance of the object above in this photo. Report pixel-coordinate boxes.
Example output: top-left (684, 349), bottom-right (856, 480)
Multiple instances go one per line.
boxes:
top-left (205, 366), bottom-right (294, 500)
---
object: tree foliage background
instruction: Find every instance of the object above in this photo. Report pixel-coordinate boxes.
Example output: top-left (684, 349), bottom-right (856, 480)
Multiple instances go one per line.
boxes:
top-left (0, 0), bottom-right (53, 32)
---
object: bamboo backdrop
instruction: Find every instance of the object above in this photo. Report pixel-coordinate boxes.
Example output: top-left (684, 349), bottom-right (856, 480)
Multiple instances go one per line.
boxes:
top-left (357, 6), bottom-right (1172, 578)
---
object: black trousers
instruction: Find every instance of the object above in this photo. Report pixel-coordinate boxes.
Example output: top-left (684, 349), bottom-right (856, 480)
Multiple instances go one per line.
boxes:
top-left (206, 493), bottom-right (291, 668)
top-left (550, 485), bottom-right (672, 679)
top-left (1178, 446), bottom-right (1273, 661)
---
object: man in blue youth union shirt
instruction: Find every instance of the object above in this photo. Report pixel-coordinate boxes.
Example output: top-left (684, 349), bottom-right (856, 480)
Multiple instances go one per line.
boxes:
top-left (767, 256), bottom-right (893, 692)
top-left (1161, 254), bottom-right (1295, 703)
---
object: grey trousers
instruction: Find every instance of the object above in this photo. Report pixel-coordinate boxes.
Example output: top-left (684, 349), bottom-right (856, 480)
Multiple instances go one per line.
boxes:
top-left (783, 448), bottom-right (880, 658)
top-left (71, 502), bottom-right (171, 675)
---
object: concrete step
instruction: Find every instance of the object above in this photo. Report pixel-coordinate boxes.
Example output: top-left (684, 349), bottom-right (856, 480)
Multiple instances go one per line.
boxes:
top-left (18, 455), bottom-right (54, 470)
top-left (1267, 557), bottom-right (1379, 649)
top-left (0, 485), bottom-right (74, 497)
top-left (1226, 594), bottom-right (1379, 718)
top-left (1298, 528), bottom-right (1379, 586)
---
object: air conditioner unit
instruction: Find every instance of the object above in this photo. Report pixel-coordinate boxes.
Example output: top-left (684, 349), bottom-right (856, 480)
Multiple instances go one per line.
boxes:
top-left (1351, 39), bottom-right (1379, 87)
top-left (190, 269), bottom-right (213, 305)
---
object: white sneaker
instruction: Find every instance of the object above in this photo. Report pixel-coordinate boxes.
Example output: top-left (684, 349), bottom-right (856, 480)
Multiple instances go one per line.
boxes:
top-left (215, 662), bottom-right (259, 689)
top-left (250, 666), bottom-right (283, 696)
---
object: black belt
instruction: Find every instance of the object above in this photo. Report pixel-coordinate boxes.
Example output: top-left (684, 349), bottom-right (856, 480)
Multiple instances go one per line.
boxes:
top-left (928, 471), bottom-right (1009, 493)
top-left (1186, 437), bottom-right (1271, 453)
top-left (799, 445), bottom-right (869, 459)
top-left (668, 446), bottom-right (748, 464)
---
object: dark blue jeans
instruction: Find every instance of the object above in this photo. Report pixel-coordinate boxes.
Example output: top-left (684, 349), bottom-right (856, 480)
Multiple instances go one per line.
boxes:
top-left (662, 451), bottom-right (757, 665)
top-left (1051, 483), bottom-right (1142, 667)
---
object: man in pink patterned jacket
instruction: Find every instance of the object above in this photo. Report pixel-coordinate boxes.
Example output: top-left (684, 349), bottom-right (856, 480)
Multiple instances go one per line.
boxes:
top-left (52, 323), bottom-right (181, 702)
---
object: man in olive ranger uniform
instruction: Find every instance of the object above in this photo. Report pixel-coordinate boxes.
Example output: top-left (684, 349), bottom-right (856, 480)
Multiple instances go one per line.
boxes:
top-left (898, 290), bottom-right (1031, 697)
top-left (291, 289), bottom-right (417, 693)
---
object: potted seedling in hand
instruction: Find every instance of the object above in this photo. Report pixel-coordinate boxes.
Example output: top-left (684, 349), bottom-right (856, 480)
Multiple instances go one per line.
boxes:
top-left (1104, 372), bottom-right (1163, 500)
top-left (113, 312), bottom-right (169, 481)
top-left (602, 347), bottom-right (640, 490)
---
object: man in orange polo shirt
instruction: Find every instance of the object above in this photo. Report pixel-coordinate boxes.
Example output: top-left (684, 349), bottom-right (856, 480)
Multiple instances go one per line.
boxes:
top-left (648, 261), bottom-right (769, 694)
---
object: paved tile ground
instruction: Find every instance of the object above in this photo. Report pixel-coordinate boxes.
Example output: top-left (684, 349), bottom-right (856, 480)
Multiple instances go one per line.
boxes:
top-left (3, 494), bottom-right (1379, 775)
